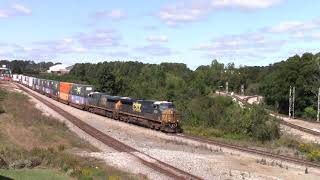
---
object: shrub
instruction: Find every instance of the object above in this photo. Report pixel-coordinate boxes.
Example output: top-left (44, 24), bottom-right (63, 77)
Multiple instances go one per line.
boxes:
top-left (303, 106), bottom-right (317, 121)
top-left (298, 143), bottom-right (314, 153)
top-left (306, 150), bottom-right (320, 162)
top-left (183, 96), bottom-right (280, 143)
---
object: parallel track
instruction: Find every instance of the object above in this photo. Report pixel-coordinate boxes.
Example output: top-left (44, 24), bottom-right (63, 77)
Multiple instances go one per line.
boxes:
top-left (175, 134), bottom-right (320, 169)
top-left (17, 83), bottom-right (202, 180)
top-left (233, 95), bottom-right (320, 137)
top-left (275, 115), bottom-right (320, 137)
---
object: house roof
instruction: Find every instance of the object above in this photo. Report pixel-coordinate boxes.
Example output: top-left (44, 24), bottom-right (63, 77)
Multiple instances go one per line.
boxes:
top-left (48, 64), bottom-right (72, 72)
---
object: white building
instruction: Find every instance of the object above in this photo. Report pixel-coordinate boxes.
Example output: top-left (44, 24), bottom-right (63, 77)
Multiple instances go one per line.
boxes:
top-left (47, 64), bottom-right (73, 75)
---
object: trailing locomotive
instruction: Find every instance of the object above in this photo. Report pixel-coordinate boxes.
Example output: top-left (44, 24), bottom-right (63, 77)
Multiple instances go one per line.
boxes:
top-left (13, 75), bottom-right (181, 133)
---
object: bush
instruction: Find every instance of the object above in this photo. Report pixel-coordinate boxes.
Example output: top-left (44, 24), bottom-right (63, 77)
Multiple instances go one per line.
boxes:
top-left (306, 150), bottom-right (320, 161)
top-left (303, 107), bottom-right (317, 121)
top-left (183, 96), bottom-right (280, 143)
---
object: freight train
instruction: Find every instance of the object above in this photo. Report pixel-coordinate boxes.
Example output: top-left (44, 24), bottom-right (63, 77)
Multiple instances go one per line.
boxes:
top-left (14, 75), bottom-right (181, 133)
top-left (0, 65), bottom-right (12, 81)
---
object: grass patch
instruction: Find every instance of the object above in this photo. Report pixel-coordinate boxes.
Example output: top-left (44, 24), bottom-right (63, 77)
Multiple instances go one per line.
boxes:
top-left (0, 169), bottom-right (69, 180)
top-left (0, 85), bottom-right (146, 180)
top-left (183, 126), bottom-right (252, 142)
top-left (0, 88), bottom-right (7, 114)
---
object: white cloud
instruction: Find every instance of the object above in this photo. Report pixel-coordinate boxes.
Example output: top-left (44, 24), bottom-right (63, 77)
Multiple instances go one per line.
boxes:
top-left (11, 38), bottom-right (88, 60)
top-left (193, 32), bottom-right (285, 60)
top-left (211, 0), bottom-right (283, 10)
top-left (158, 0), bottom-right (283, 25)
top-left (158, 2), bottom-right (210, 25)
top-left (0, 4), bottom-right (31, 18)
top-left (77, 29), bottom-right (121, 48)
top-left (291, 31), bottom-right (320, 40)
top-left (135, 44), bottom-right (174, 56)
top-left (267, 21), bottom-right (319, 33)
top-left (93, 9), bottom-right (126, 21)
top-left (13, 4), bottom-right (32, 15)
top-left (266, 19), bottom-right (320, 41)
top-left (146, 35), bottom-right (168, 42)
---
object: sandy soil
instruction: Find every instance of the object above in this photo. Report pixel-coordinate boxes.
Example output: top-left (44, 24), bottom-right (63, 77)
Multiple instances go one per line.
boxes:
top-left (9, 83), bottom-right (320, 180)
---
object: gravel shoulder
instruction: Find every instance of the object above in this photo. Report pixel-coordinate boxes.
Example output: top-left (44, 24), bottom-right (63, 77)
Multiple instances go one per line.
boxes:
top-left (14, 83), bottom-right (320, 180)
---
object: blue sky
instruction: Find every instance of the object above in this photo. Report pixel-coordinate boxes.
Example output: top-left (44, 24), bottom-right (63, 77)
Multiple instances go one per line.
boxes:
top-left (0, 0), bottom-right (320, 69)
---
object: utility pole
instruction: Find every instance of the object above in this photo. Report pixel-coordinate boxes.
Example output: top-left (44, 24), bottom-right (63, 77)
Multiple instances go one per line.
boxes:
top-left (226, 82), bottom-right (229, 94)
top-left (293, 86), bottom-right (295, 118)
top-left (289, 86), bottom-right (295, 119)
top-left (317, 87), bottom-right (320, 122)
top-left (241, 84), bottom-right (244, 96)
top-left (289, 86), bottom-right (292, 118)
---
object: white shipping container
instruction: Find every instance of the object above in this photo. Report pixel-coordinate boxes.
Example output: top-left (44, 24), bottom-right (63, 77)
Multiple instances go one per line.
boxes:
top-left (12, 74), bottom-right (19, 82)
top-left (28, 77), bottom-right (34, 88)
top-left (22, 75), bottom-right (28, 85)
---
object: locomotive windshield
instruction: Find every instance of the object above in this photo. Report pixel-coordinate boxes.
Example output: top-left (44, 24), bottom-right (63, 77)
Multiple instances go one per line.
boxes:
top-left (159, 103), bottom-right (176, 111)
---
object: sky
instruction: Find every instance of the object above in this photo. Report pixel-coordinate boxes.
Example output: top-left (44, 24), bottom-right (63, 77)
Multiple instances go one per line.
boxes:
top-left (0, 0), bottom-right (320, 69)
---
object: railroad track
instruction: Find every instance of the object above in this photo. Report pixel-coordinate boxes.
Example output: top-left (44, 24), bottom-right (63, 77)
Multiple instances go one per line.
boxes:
top-left (271, 113), bottom-right (320, 137)
top-left (17, 84), bottom-right (202, 180)
top-left (175, 133), bottom-right (320, 169)
top-left (232, 94), bottom-right (320, 137)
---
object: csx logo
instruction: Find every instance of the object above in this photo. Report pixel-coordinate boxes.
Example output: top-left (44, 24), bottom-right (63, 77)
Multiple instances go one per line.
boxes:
top-left (76, 87), bottom-right (81, 95)
top-left (132, 102), bottom-right (141, 112)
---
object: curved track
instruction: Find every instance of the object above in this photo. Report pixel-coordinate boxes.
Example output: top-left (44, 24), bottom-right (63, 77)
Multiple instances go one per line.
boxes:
top-left (17, 83), bottom-right (202, 180)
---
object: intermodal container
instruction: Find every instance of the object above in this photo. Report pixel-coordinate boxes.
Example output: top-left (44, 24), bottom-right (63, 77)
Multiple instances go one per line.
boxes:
top-left (70, 84), bottom-right (94, 106)
top-left (40, 79), bottom-right (46, 94)
top-left (44, 80), bottom-right (51, 95)
top-left (59, 82), bottom-right (72, 102)
top-left (28, 77), bottom-right (34, 88)
top-left (35, 78), bottom-right (41, 92)
top-left (50, 80), bottom-right (60, 98)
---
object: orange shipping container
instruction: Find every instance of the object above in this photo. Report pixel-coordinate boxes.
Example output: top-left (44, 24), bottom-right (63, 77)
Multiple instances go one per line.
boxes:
top-left (59, 82), bottom-right (72, 102)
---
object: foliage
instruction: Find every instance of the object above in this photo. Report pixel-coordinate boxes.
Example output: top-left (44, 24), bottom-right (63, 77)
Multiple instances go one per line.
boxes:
top-left (303, 106), bottom-right (317, 120)
top-left (298, 143), bottom-right (320, 162)
top-left (0, 60), bottom-right (55, 75)
top-left (259, 53), bottom-right (320, 117)
top-left (183, 97), bottom-right (279, 142)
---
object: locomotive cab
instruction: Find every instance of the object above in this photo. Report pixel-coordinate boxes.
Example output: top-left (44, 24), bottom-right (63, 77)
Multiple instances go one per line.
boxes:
top-left (154, 101), bottom-right (181, 132)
